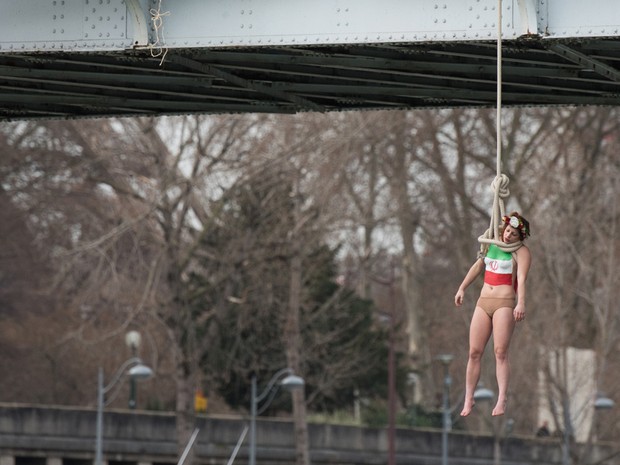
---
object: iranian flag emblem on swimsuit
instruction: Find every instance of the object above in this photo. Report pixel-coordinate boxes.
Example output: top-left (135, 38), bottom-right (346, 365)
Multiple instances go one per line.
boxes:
top-left (484, 244), bottom-right (514, 287)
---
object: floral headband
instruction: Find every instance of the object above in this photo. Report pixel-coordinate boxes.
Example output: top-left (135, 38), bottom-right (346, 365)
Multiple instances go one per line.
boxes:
top-left (502, 215), bottom-right (530, 238)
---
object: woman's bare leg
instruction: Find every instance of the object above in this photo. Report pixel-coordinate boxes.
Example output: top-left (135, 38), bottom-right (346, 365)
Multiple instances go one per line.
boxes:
top-left (461, 307), bottom-right (493, 416)
top-left (491, 307), bottom-right (516, 416)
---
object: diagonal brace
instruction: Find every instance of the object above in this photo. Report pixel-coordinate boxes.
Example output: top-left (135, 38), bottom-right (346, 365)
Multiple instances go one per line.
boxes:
top-left (167, 54), bottom-right (324, 111)
top-left (548, 43), bottom-right (620, 82)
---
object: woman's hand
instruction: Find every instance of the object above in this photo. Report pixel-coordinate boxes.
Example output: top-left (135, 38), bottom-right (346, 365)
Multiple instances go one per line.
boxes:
top-left (455, 259), bottom-right (484, 308)
top-left (455, 289), bottom-right (465, 307)
top-left (513, 302), bottom-right (526, 322)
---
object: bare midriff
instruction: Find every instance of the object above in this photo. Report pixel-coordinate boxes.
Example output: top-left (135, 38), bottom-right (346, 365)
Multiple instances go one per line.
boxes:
top-left (480, 282), bottom-right (515, 299)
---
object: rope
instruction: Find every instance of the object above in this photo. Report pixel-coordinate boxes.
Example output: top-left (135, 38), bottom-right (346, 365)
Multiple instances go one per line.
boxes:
top-left (148, 0), bottom-right (170, 66)
top-left (477, 0), bottom-right (523, 258)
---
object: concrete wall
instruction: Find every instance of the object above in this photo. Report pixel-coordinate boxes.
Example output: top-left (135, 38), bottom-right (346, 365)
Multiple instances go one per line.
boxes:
top-left (0, 404), bottom-right (617, 465)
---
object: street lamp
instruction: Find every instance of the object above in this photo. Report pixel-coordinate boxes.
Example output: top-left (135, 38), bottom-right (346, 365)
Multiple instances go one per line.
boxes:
top-left (593, 392), bottom-right (615, 443)
top-left (594, 392), bottom-right (614, 410)
top-left (561, 391), bottom-right (615, 465)
top-left (437, 354), bottom-right (454, 465)
top-left (125, 330), bottom-right (142, 409)
top-left (95, 357), bottom-right (153, 465)
top-left (473, 384), bottom-right (494, 435)
top-left (472, 386), bottom-right (513, 465)
top-left (249, 368), bottom-right (304, 465)
top-left (473, 385), bottom-right (494, 403)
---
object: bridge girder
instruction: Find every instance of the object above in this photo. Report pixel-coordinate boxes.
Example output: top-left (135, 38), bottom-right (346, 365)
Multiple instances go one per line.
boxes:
top-left (1, 0), bottom-right (620, 120)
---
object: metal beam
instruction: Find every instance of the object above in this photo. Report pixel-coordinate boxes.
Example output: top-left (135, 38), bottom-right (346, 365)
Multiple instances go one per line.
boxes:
top-left (2, 0), bottom-right (620, 54)
top-left (166, 54), bottom-right (325, 112)
top-left (547, 43), bottom-right (620, 82)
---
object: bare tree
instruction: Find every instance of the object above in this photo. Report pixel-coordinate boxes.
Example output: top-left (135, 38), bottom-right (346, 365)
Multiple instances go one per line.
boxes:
top-left (526, 107), bottom-right (620, 459)
top-left (3, 104), bottom-right (618, 454)
top-left (0, 115), bottom-right (271, 460)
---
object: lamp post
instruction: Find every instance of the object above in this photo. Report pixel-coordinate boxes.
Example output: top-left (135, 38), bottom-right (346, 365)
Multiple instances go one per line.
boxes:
top-left (473, 384), bottom-right (494, 435)
top-left (592, 392), bottom-right (615, 443)
top-left (472, 386), bottom-right (515, 465)
top-left (125, 330), bottom-right (142, 409)
top-left (437, 354), bottom-right (454, 465)
top-left (561, 391), bottom-right (615, 465)
top-left (95, 357), bottom-right (153, 465)
top-left (249, 368), bottom-right (304, 465)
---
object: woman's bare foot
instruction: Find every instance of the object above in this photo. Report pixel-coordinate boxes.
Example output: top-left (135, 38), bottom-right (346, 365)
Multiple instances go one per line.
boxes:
top-left (492, 398), bottom-right (506, 416)
top-left (461, 398), bottom-right (475, 416)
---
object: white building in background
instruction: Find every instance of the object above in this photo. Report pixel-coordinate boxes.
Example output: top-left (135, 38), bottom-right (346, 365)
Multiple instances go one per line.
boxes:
top-left (538, 347), bottom-right (597, 442)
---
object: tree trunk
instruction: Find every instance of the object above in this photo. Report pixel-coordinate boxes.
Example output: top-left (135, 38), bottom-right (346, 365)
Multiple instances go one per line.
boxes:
top-left (286, 251), bottom-right (311, 465)
top-left (389, 151), bottom-right (429, 378)
top-left (175, 351), bottom-right (197, 465)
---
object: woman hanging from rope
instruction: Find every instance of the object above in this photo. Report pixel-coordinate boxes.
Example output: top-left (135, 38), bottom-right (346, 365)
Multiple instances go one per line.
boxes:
top-left (454, 212), bottom-right (531, 416)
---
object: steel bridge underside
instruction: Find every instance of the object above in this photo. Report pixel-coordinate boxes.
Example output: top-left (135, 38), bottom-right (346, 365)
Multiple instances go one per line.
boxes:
top-left (1, 1), bottom-right (620, 120)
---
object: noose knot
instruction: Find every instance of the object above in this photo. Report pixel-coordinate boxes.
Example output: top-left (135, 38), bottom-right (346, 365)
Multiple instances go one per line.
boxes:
top-left (477, 173), bottom-right (522, 257)
top-left (491, 174), bottom-right (510, 199)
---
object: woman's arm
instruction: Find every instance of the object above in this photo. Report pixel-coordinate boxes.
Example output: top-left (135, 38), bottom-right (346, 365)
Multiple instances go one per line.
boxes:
top-left (455, 259), bottom-right (485, 306)
top-left (513, 245), bottom-right (531, 321)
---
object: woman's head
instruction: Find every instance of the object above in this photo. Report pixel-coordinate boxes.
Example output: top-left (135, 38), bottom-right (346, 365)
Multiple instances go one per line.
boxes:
top-left (501, 212), bottom-right (530, 242)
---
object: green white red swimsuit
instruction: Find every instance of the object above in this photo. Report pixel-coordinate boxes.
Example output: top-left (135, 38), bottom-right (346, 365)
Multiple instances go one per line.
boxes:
top-left (484, 244), bottom-right (517, 290)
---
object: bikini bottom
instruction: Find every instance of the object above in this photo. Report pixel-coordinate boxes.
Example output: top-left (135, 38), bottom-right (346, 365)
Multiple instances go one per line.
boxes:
top-left (476, 297), bottom-right (515, 318)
